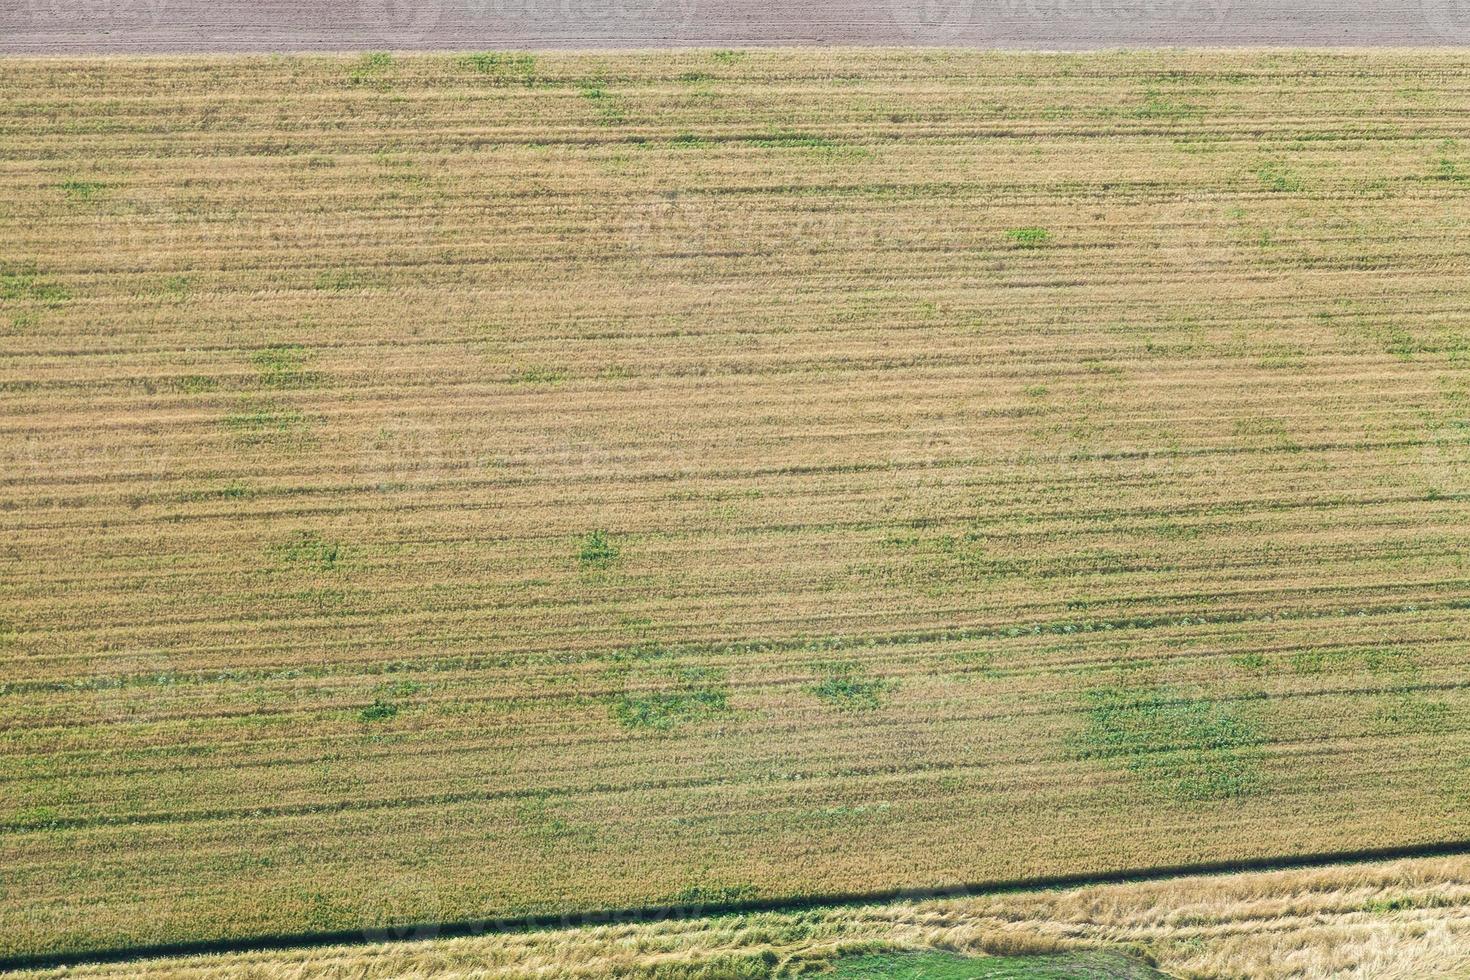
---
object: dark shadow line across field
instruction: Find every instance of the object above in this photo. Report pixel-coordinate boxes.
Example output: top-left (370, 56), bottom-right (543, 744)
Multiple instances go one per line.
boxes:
top-left (6, 839), bottom-right (1470, 973)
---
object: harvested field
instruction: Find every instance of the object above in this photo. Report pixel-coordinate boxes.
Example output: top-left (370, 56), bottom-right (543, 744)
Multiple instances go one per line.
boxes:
top-left (8, 855), bottom-right (1470, 978)
top-left (3, 48), bottom-right (1470, 964)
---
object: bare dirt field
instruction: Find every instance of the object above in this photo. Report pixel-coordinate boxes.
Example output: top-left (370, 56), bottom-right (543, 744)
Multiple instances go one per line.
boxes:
top-left (2, 0), bottom-right (1469, 54)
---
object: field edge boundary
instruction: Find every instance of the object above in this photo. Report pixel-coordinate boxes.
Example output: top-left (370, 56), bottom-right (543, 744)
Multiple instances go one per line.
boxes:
top-left (7, 839), bottom-right (1470, 973)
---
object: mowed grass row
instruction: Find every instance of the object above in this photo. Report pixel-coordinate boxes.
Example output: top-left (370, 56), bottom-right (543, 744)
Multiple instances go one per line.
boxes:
top-left (2, 50), bottom-right (1470, 960)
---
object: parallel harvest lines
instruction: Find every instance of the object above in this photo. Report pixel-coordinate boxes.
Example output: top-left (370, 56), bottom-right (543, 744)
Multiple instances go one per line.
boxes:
top-left (2, 49), bottom-right (1470, 961)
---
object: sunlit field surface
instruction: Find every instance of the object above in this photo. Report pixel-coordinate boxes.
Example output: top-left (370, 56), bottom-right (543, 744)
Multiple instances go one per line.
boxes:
top-left (9, 856), bottom-right (1470, 978)
top-left (2, 49), bottom-right (1470, 961)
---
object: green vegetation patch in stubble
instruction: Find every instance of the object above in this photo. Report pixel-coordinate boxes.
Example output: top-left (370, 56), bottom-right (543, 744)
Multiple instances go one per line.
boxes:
top-left (377, 679), bottom-right (423, 699)
top-left (313, 268), bottom-right (376, 291)
top-left (273, 531), bottom-right (344, 571)
top-left (879, 531), bottom-right (1022, 594)
top-left (1436, 157), bottom-right (1467, 184)
top-left (59, 179), bottom-right (108, 201)
top-left (252, 344), bottom-right (320, 389)
top-left (578, 81), bottom-right (627, 125)
top-left (748, 132), bottom-right (840, 150)
top-left (578, 529), bottom-right (620, 568)
top-left (611, 666), bottom-right (730, 731)
top-left (460, 52), bottom-right (537, 84)
top-left (1, 263), bottom-right (69, 306)
top-left (1256, 162), bottom-right (1303, 193)
top-left (1370, 692), bottom-right (1451, 736)
top-left (1006, 227), bottom-right (1051, 248)
top-left (1362, 892), bottom-right (1455, 915)
top-left (1275, 645), bottom-right (1418, 677)
top-left (348, 52), bottom-right (394, 88)
top-left (153, 274), bottom-right (193, 300)
top-left (176, 481), bottom-right (253, 503)
top-left (746, 131), bottom-right (870, 159)
top-left (514, 365), bottom-right (569, 385)
top-left (355, 675), bottom-right (431, 724)
top-left (809, 662), bottom-right (895, 711)
top-left (834, 952), bottom-right (1164, 980)
top-left (1357, 646), bottom-right (1420, 674)
top-left (831, 951), bottom-right (1168, 979)
top-left (1131, 90), bottom-right (1202, 120)
top-left (167, 374), bottom-right (218, 394)
top-left (1232, 416), bottom-right (1300, 452)
top-left (1074, 684), bottom-right (1265, 801)
top-left (358, 698), bottom-right (399, 723)
top-left (517, 794), bottom-right (594, 849)
top-left (221, 403), bottom-right (315, 447)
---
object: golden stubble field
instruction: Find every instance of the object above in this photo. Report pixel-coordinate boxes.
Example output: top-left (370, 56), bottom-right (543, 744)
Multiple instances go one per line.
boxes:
top-left (2, 48), bottom-right (1470, 961)
top-left (9, 855), bottom-right (1470, 979)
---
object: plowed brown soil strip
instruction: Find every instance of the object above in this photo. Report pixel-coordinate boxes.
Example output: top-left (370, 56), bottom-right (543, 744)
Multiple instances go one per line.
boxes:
top-left (3, 1), bottom-right (1470, 52)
